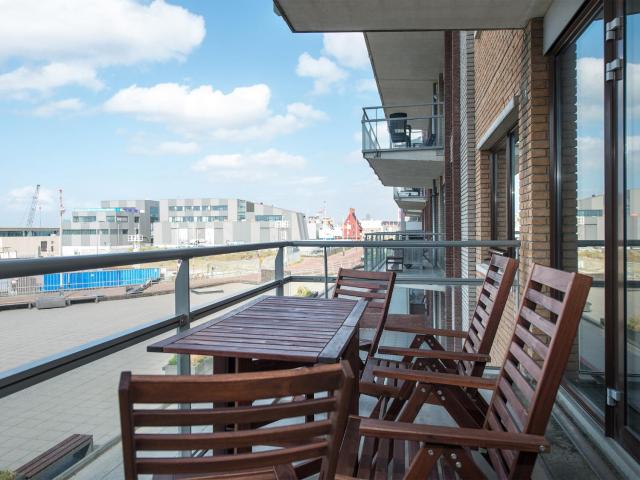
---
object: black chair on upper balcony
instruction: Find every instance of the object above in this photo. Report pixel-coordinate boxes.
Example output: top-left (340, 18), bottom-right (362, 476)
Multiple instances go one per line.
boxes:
top-left (388, 112), bottom-right (411, 148)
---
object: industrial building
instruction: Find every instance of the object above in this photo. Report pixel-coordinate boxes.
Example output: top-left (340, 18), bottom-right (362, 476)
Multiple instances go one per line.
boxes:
top-left (0, 227), bottom-right (60, 259)
top-left (152, 198), bottom-right (308, 246)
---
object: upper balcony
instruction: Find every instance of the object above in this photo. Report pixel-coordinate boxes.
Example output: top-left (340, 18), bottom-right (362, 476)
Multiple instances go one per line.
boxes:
top-left (362, 104), bottom-right (444, 188)
top-left (274, 0), bottom-right (553, 31)
top-left (393, 187), bottom-right (427, 212)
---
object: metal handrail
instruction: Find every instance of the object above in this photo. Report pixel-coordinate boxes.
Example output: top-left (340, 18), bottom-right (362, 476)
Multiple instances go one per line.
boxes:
top-left (0, 239), bottom-right (520, 399)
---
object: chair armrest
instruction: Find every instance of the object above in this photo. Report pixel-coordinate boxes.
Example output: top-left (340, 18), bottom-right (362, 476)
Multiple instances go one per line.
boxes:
top-left (385, 324), bottom-right (468, 338)
top-left (358, 418), bottom-right (549, 453)
top-left (376, 347), bottom-right (490, 363)
top-left (372, 366), bottom-right (497, 390)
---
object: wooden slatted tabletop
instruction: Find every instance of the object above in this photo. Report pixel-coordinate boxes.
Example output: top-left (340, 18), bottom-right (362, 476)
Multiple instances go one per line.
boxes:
top-left (148, 295), bottom-right (367, 364)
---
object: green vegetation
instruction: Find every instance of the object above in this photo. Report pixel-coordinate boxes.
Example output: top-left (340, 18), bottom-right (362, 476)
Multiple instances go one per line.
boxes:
top-left (0, 470), bottom-right (16, 480)
top-left (295, 286), bottom-right (315, 297)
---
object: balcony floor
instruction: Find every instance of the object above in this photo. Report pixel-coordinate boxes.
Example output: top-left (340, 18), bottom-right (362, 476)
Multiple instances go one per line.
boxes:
top-left (68, 393), bottom-right (599, 480)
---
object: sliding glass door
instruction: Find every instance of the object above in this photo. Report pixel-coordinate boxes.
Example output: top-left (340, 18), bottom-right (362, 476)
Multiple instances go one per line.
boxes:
top-left (624, 0), bottom-right (640, 446)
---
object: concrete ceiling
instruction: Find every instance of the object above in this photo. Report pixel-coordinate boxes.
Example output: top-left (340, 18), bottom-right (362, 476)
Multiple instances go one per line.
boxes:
top-left (275, 0), bottom-right (553, 31)
top-left (365, 150), bottom-right (443, 188)
top-left (366, 31), bottom-right (443, 112)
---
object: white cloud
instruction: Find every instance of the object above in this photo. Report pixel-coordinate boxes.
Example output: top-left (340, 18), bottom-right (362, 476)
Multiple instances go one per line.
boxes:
top-left (130, 140), bottom-right (200, 156)
top-left (192, 149), bottom-right (306, 182)
top-left (5, 185), bottom-right (56, 212)
top-left (296, 53), bottom-right (348, 94)
top-left (105, 83), bottom-right (326, 140)
top-left (345, 149), bottom-right (365, 164)
top-left (356, 78), bottom-right (378, 93)
top-left (322, 33), bottom-right (369, 69)
top-left (0, 63), bottom-right (102, 96)
top-left (33, 97), bottom-right (85, 117)
top-left (297, 176), bottom-right (327, 185)
top-left (0, 0), bottom-right (204, 95)
top-left (576, 57), bottom-right (604, 122)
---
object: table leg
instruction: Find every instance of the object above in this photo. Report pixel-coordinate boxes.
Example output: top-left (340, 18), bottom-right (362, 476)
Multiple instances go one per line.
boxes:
top-left (212, 356), bottom-right (231, 455)
top-left (235, 357), bottom-right (252, 454)
top-left (345, 332), bottom-right (360, 416)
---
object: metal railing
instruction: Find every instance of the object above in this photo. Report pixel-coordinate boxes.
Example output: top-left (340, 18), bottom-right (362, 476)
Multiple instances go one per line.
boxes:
top-left (0, 239), bottom-right (519, 400)
top-left (363, 232), bottom-right (447, 271)
top-left (362, 103), bottom-right (444, 152)
top-left (393, 187), bottom-right (426, 200)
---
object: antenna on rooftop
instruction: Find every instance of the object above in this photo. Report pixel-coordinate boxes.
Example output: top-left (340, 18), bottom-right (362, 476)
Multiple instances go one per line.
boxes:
top-left (25, 184), bottom-right (40, 228)
top-left (58, 189), bottom-right (65, 257)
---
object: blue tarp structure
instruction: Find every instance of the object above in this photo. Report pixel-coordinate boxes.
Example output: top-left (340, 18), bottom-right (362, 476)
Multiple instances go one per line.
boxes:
top-left (43, 268), bottom-right (160, 291)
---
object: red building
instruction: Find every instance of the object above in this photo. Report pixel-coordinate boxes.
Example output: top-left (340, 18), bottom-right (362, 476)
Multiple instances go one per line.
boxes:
top-left (342, 208), bottom-right (363, 240)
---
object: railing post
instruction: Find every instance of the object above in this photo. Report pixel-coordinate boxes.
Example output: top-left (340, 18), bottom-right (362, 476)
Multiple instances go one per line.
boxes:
top-left (275, 247), bottom-right (284, 296)
top-left (175, 259), bottom-right (191, 374)
top-left (323, 246), bottom-right (329, 298)
top-left (174, 258), bottom-right (191, 449)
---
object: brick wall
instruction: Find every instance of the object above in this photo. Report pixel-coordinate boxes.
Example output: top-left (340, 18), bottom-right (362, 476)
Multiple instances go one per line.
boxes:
top-left (473, 18), bottom-right (552, 364)
top-left (460, 30), bottom-right (477, 331)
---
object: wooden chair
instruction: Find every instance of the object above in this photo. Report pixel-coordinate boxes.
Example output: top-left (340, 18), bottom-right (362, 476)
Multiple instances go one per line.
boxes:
top-left (119, 362), bottom-right (354, 479)
top-left (332, 268), bottom-right (396, 358)
top-left (360, 254), bottom-right (518, 427)
top-left (337, 264), bottom-right (592, 479)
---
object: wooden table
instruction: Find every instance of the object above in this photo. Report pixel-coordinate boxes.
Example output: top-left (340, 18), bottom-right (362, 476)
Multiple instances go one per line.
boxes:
top-left (148, 295), bottom-right (366, 413)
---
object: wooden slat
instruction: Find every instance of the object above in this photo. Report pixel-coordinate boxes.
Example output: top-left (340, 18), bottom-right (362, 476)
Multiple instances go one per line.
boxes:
top-left (514, 324), bottom-right (549, 360)
top-left (336, 279), bottom-right (391, 290)
top-left (337, 269), bottom-right (395, 280)
top-left (525, 289), bottom-right (563, 315)
top-left (520, 306), bottom-right (556, 337)
top-left (509, 343), bottom-right (542, 381)
top-left (358, 419), bottom-right (549, 452)
top-left (136, 442), bottom-right (329, 475)
top-left (376, 347), bottom-right (490, 363)
top-left (530, 264), bottom-right (575, 293)
top-left (133, 398), bottom-right (336, 427)
top-left (371, 366), bottom-right (497, 390)
top-left (503, 360), bottom-right (535, 404)
top-left (335, 288), bottom-right (387, 300)
top-left (128, 365), bottom-right (344, 404)
top-left (135, 421), bottom-right (331, 450)
top-left (497, 377), bottom-right (528, 429)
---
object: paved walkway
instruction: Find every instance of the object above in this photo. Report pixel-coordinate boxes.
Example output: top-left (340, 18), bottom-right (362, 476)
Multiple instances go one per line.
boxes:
top-left (0, 282), bottom-right (264, 470)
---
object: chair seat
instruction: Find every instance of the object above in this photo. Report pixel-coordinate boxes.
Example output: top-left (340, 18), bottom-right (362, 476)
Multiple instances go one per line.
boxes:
top-left (153, 464), bottom-right (296, 479)
top-left (360, 357), bottom-right (411, 398)
top-left (359, 338), bottom-right (372, 351)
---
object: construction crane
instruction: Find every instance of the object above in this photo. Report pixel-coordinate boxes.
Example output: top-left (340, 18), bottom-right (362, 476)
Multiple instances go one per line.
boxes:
top-left (25, 184), bottom-right (40, 228)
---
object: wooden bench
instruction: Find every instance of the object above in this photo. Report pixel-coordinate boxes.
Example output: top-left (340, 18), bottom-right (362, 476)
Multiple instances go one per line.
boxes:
top-left (15, 434), bottom-right (92, 480)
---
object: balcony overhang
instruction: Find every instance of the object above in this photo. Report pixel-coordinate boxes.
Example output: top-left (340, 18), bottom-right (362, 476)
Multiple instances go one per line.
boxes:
top-left (365, 31), bottom-right (444, 109)
top-left (364, 149), bottom-right (443, 188)
top-left (275, 0), bottom-right (552, 31)
top-left (395, 196), bottom-right (428, 212)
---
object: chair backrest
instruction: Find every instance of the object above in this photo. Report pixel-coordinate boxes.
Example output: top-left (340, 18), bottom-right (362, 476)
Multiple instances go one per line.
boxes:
top-left (457, 254), bottom-right (519, 377)
top-left (389, 112), bottom-right (409, 142)
top-left (333, 268), bottom-right (396, 356)
top-left (119, 362), bottom-right (354, 479)
top-left (483, 264), bottom-right (592, 479)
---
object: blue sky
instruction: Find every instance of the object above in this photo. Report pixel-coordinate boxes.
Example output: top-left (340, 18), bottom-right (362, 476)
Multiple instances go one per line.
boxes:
top-left (0, 0), bottom-right (396, 227)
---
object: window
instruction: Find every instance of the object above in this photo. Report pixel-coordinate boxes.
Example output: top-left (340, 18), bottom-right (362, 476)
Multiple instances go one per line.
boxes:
top-left (72, 215), bottom-right (97, 222)
top-left (556, 9), bottom-right (605, 415)
top-left (193, 205), bottom-right (201, 211)
top-left (255, 215), bottom-right (283, 222)
top-left (211, 205), bottom-right (228, 211)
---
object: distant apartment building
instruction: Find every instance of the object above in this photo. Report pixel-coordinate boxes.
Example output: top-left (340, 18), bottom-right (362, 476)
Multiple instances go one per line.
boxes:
top-left (578, 189), bottom-right (640, 241)
top-left (360, 219), bottom-right (400, 236)
top-left (61, 200), bottom-right (159, 255)
top-left (306, 214), bottom-right (342, 240)
top-left (0, 227), bottom-right (60, 259)
top-left (152, 198), bottom-right (308, 246)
